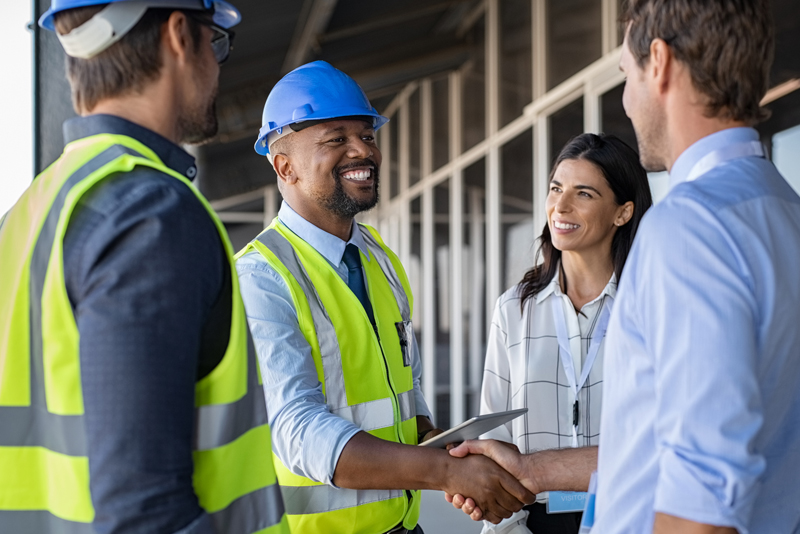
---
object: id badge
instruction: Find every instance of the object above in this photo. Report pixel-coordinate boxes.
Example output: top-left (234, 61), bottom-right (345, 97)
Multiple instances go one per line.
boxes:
top-left (395, 320), bottom-right (414, 367)
top-left (546, 491), bottom-right (587, 514)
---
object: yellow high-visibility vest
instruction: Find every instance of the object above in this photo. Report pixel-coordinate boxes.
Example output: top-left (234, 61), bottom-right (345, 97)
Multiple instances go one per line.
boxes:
top-left (237, 220), bottom-right (422, 534)
top-left (0, 133), bottom-right (290, 534)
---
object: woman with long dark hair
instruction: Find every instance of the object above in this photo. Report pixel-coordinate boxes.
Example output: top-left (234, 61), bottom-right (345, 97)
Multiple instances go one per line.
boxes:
top-left (479, 133), bottom-right (652, 534)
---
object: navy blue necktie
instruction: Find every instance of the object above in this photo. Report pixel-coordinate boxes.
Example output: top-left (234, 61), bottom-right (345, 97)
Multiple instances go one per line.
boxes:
top-left (342, 244), bottom-right (375, 326)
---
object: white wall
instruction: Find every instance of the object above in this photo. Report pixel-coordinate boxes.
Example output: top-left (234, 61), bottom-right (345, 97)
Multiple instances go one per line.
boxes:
top-left (0, 2), bottom-right (33, 215)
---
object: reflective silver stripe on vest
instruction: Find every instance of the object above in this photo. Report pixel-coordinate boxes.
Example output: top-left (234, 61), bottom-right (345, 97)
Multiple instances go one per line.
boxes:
top-left (194, 330), bottom-right (269, 450)
top-left (0, 510), bottom-right (93, 533)
top-left (280, 484), bottom-right (405, 515)
top-left (359, 226), bottom-right (411, 322)
top-left (332, 397), bottom-right (394, 432)
top-left (0, 145), bottom-right (142, 456)
top-left (397, 390), bottom-right (416, 422)
top-left (257, 229), bottom-right (348, 411)
top-left (210, 483), bottom-right (286, 533)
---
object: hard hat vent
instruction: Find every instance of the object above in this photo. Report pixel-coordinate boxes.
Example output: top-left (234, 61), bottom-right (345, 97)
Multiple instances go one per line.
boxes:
top-left (292, 104), bottom-right (314, 121)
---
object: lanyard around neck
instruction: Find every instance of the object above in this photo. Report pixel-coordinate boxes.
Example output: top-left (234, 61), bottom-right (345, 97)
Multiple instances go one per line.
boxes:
top-left (685, 140), bottom-right (764, 182)
top-left (551, 296), bottom-right (612, 447)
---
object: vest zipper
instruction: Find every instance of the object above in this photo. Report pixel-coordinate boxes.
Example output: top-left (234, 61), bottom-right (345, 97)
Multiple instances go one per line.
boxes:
top-left (371, 324), bottom-right (403, 442)
top-left (371, 322), bottom-right (414, 515)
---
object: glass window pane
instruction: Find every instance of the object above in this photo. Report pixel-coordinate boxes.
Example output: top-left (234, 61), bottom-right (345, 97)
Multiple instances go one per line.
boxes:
top-left (410, 196), bottom-right (423, 346)
top-left (500, 0), bottom-right (533, 127)
top-left (771, 0), bottom-right (800, 87)
top-left (546, 0), bottom-right (602, 90)
top-left (389, 112), bottom-right (399, 198)
top-left (501, 129), bottom-right (535, 291)
top-left (758, 86), bottom-right (800, 195)
top-left (601, 83), bottom-right (669, 203)
top-left (549, 96), bottom-right (584, 167)
top-left (601, 83), bottom-right (638, 156)
top-left (432, 76), bottom-right (450, 171)
top-left (462, 16), bottom-right (486, 153)
top-left (463, 159), bottom-right (486, 417)
top-left (774, 124), bottom-right (800, 195)
top-left (434, 180), bottom-right (451, 428)
top-left (409, 89), bottom-right (421, 186)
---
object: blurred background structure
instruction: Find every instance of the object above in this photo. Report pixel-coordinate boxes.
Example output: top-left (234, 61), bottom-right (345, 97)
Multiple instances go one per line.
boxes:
top-left (29, 0), bottom-right (800, 439)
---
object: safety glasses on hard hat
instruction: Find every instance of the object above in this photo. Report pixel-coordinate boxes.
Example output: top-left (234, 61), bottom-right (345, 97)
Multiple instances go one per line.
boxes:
top-left (186, 12), bottom-right (235, 64)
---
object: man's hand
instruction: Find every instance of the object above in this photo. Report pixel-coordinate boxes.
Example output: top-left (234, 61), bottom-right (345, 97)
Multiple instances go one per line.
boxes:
top-left (442, 451), bottom-right (536, 524)
top-left (444, 440), bottom-right (541, 521)
top-left (451, 440), bottom-right (540, 493)
top-left (330, 431), bottom-right (533, 524)
top-left (444, 440), bottom-right (598, 521)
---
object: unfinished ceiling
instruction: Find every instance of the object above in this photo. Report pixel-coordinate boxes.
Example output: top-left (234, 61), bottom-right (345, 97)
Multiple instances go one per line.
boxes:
top-left (196, 0), bottom-right (483, 201)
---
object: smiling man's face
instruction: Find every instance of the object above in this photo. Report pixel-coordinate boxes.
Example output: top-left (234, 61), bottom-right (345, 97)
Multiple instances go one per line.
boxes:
top-left (285, 118), bottom-right (382, 221)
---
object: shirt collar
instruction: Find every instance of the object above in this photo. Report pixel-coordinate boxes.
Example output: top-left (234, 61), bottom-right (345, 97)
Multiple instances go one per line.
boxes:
top-left (534, 261), bottom-right (617, 305)
top-left (278, 201), bottom-right (371, 266)
top-left (63, 114), bottom-right (198, 180)
top-left (668, 127), bottom-right (760, 188)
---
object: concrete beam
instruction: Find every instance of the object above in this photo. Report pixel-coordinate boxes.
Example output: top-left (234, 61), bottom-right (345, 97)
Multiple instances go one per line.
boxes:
top-left (281, 0), bottom-right (338, 74)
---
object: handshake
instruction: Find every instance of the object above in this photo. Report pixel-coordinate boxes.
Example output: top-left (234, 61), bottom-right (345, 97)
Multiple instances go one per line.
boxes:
top-left (438, 438), bottom-right (597, 524)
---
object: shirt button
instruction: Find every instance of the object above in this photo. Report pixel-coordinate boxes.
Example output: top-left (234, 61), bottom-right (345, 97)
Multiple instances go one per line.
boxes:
top-left (187, 166), bottom-right (197, 178)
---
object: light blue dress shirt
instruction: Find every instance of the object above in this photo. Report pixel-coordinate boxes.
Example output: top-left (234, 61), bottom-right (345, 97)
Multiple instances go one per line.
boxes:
top-left (595, 128), bottom-right (800, 533)
top-left (236, 202), bottom-right (431, 486)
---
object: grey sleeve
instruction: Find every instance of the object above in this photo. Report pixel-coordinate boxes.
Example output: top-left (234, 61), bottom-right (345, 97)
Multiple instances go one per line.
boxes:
top-left (63, 169), bottom-right (225, 534)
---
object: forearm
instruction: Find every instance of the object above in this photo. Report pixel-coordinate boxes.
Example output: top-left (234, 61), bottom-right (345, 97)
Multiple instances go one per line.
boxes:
top-left (653, 513), bottom-right (737, 534)
top-left (530, 446), bottom-right (597, 492)
top-left (332, 431), bottom-right (454, 490)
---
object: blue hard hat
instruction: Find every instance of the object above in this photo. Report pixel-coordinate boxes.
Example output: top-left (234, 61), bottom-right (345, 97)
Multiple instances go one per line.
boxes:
top-left (254, 60), bottom-right (389, 156)
top-left (39, 0), bottom-right (241, 31)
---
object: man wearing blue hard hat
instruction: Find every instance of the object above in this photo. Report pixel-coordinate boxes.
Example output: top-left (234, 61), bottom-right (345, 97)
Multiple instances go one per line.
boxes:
top-left (0, 2), bottom-right (288, 533)
top-left (236, 60), bottom-right (534, 534)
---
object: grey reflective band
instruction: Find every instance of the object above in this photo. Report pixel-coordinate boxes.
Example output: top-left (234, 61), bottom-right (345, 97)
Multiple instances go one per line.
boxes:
top-left (0, 145), bottom-right (141, 456)
top-left (257, 229), bottom-right (348, 411)
top-left (397, 390), bottom-right (416, 422)
top-left (210, 483), bottom-right (286, 532)
top-left (280, 484), bottom-right (404, 515)
top-left (0, 510), bottom-right (93, 533)
top-left (333, 397), bottom-right (394, 432)
top-left (359, 226), bottom-right (411, 321)
top-left (0, 405), bottom-right (86, 456)
top-left (193, 333), bottom-right (268, 450)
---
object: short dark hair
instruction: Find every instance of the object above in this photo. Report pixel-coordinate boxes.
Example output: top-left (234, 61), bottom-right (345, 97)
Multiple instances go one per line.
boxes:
top-left (622, 0), bottom-right (774, 125)
top-left (518, 133), bottom-right (653, 309)
top-left (54, 6), bottom-right (202, 113)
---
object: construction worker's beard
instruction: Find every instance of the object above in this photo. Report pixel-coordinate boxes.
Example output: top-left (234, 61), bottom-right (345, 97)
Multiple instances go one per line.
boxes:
top-left (325, 161), bottom-right (380, 220)
top-left (179, 87), bottom-right (219, 146)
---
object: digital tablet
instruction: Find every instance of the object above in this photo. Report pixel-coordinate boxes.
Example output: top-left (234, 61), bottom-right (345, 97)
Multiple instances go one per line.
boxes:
top-left (418, 408), bottom-right (528, 449)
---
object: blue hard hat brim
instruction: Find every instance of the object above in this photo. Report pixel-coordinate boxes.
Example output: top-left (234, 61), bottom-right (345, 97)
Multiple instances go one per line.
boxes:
top-left (254, 112), bottom-right (389, 156)
top-left (39, 0), bottom-right (241, 31)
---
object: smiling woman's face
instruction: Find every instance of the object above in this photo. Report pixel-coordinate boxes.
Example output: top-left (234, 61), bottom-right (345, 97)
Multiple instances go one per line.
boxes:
top-left (546, 158), bottom-right (631, 256)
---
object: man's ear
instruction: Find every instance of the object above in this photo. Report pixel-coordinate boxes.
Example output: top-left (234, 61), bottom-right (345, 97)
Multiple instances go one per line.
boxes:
top-left (162, 11), bottom-right (193, 66)
top-left (648, 38), bottom-right (673, 95)
top-left (273, 154), bottom-right (297, 186)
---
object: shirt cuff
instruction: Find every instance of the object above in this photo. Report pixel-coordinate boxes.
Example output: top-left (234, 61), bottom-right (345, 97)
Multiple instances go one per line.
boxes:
top-left (325, 425), bottom-right (362, 488)
top-left (654, 448), bottom-right (760, 533)
top-left (414, 387), bottom-right (432, 420)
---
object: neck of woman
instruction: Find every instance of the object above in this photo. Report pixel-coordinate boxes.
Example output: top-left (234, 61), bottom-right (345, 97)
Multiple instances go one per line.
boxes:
top-left (560, 249), bottom-right (614, 312)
